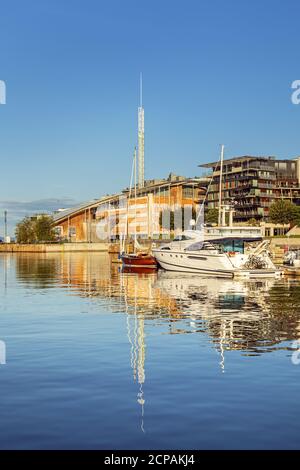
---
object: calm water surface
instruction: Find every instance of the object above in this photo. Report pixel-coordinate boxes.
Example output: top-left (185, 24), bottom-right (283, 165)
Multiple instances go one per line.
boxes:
top-left (0, 252), bottom-right (300, 449)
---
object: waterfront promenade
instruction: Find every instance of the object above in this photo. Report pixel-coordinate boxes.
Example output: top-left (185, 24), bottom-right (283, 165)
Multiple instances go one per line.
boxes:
top-left (0, 242), bottom-right (109, 253)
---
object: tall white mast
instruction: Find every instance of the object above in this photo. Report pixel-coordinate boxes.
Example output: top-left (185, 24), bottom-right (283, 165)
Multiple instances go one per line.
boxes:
top-left (138, 73), bottom-right (145, 189)
top-left (122, 151), bottom-right (135, 253)
top-left (134, 146), bottom-right (137, 252)
top-left (218, 144), bottom-right (225, 226)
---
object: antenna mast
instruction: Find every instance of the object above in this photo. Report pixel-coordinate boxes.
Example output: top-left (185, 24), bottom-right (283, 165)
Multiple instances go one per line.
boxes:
top-left (4, 210), bottom-right (7, 240)
top-left (140, 72), bottom-right (142, 107)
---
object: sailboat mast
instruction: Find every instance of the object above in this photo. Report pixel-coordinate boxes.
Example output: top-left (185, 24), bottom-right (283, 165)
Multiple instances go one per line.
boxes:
top-left (218, 144), bottom-right (225, 226)
top-left (122, 151), bottom-right (135, 253)
top-left (134, 146), bottom-right (137, 252)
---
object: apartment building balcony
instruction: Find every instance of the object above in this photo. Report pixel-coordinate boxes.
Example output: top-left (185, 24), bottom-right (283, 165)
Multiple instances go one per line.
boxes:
top-left (224, 170), bottom-right (258, 177)
top-left (237, 205), bottom-right (266, 215)
top-left (212, 167), bottom-right (242, 176)
top-left (257, 183), bottom-right (275, 189)
top-left (257, 172), bottom-right (276, 179)
top-left (235, 210), bottom-right (264, 219)
top-left (235, 200), bottom-right (259, 207)
top-left (229, 191), bottom-right (260, 199)
top-left (235, 199), bottom-right (271, 207)
top-left (255, 190), bottom-right (273, 197)
top-left (273, 193), bottom-right (300, 199)
top-left (248, 165), bottom-right (275, 172)
top-left (230, 187), bottom-right (255, 194)
top-left (259, 201), bottom-right (272, 207)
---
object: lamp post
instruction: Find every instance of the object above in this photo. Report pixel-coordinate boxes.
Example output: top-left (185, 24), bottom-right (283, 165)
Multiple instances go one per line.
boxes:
top-left (4, 210), bottom-right (7, 241)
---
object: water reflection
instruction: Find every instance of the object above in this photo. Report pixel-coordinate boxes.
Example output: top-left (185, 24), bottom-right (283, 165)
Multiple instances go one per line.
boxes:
top-left (12, 254), bottom-right (300, 388)
top-left (12, 253), bottom-right (300, 355)
top-left (15, 253), bottom-right (60, 288)
top-left (2, 252), bottom-right (300, 447)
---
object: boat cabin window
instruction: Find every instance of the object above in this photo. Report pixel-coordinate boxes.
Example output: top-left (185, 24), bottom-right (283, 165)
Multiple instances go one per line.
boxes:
top-left (218, 239), bottom-right (245, 253)
top-left (185, 241), bottom-right (217, 251)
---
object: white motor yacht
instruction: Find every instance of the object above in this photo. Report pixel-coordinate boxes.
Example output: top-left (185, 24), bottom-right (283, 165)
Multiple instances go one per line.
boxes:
top-left (152, 228), bottom-right (281, 279)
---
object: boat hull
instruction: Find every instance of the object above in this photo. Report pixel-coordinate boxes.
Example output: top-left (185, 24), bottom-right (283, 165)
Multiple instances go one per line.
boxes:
top-left (121, 254), bottom-right (158, 269)
top-left (152, 249), bottom-right (281, 278)
top-left (153, 249), bottom-right (234, 277)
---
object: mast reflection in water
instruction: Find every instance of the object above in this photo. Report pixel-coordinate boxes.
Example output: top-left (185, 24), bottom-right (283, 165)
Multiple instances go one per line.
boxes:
top-left (0, 252), bottom-right (299, 449)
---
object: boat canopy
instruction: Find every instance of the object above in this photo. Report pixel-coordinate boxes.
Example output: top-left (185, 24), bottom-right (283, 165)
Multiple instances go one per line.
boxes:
top-left (185, 237), bottom-right (263, 253)
top-left (206, 237), bottom-right (263, 244)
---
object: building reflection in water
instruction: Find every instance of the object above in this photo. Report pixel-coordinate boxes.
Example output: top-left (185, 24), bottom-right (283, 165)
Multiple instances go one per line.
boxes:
top-left (13, 252), bottom-right (300, 418)
top-left (14, 252), bottom-right (300, 353)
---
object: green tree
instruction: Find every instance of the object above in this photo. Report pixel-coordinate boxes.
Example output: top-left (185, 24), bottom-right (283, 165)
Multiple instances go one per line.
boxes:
top-left (35, 215), bottom-right (56, 242)
top-left (205, 208), bottom-right (219, 225)
top-left (269, 200), bottom-right (298, 225)
top-left (15, 215), bottom-right (56, 243)
top-left (292, 206), bottom-right (300, 226)
top-left (15, 217), bottom-right (36, 243)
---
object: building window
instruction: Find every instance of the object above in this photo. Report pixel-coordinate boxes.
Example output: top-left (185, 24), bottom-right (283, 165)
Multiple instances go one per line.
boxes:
top-left (183, 187), bottom-right (194, 198)
top-left (277, 162), bottom-right (287, 170)
top-left (54, 226), bottom-right (63, 237)
top-left (69, 227), bottom-right (76, 237)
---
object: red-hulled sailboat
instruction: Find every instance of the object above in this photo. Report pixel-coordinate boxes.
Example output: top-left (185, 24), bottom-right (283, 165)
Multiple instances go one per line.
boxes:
top-left (120, 147), bottom-right (157, 271)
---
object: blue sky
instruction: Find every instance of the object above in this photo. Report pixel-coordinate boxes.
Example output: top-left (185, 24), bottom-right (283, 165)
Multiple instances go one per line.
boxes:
top-left (0, 0), bottom-right (300, 234)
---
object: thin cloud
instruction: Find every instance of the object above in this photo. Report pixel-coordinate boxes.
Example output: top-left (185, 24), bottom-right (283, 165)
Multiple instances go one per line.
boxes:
top-left (0, 198), bottom-right (78, 237)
